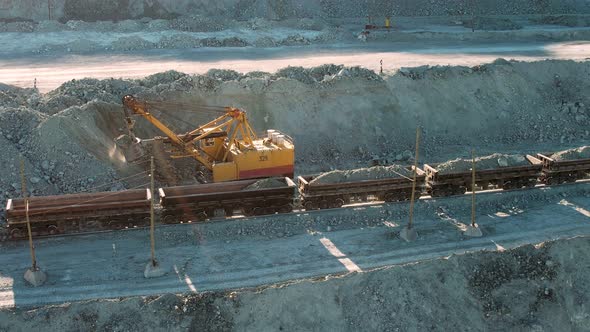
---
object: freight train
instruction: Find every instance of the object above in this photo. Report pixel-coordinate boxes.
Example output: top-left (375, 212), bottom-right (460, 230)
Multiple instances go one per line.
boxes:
top-left (4, 151), bottom-right (590, 239)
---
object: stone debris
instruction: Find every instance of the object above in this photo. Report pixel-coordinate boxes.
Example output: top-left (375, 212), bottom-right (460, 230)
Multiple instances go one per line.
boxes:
top-left (207, 69), bottom-right (243, 82)
top-left (551, 146), bottom-right (590, 161)
top-left (532, 15), bottom-right (590, 27)
top-left (274, 65), bottom-right (382, 85)
top-left (110, 36), bottom-right (155, 51)
top-left (244, 178), bottom-right (286, 190)
top-left (170, 15), bottom-right (227, 32)
top-left (435, 154), bottom-right (529, 174)
top-left (310, 165), bottom-right (412, 184)
top-left (35, 20), bottom-right (67, 32)
top-left (157, 34), bottom-right (201, 49)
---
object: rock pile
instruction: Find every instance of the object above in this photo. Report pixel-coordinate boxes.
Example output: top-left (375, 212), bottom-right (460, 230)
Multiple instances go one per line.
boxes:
top-left (310, 165), bottom-right (412, 184)
top-left (275, 65), bottom-right (382, 85)
top-left (435, 154), bottom-right (529, 174)
top-left (244, 178), bottom-right (286, 190)
top-left (551, 146), bottom-right (590, 161)
top-left (533, 15), bottom-right (590, 27)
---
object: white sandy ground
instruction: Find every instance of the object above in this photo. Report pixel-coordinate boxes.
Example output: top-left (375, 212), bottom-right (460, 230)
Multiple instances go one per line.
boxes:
top-left (0, 182), bottom-right (588, 309)
top-left (0, 40), bottom-right (588, 93)
top-left (1, 18), bottom-right (590, 93)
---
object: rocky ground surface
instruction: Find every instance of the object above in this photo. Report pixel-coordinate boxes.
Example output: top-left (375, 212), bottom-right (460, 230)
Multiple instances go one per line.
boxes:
top-left (0, 234), bottom-right (588, 331)
top-left (0, 17), bottom-right (338, 55)
top-left (1, 13), bottom-right (590, 56)
top-left (3, 0), bottom-right (590, 22)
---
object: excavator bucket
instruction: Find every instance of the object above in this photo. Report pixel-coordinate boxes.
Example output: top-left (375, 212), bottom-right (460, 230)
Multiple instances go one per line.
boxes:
top-left (115, 134), bottom-right (145, 162)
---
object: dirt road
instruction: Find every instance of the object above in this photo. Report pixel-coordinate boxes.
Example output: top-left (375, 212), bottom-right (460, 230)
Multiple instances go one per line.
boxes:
top-left (0, 40), bottom-right (589, 93)
top-left (1, 183), bottom-right (588, 309)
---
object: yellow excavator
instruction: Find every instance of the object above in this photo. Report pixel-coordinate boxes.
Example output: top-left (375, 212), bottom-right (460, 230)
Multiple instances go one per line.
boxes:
top-left (117, 95), bottom-right (294, 182)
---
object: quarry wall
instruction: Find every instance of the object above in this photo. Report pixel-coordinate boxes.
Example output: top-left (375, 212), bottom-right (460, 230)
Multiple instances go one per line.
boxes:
top-left (1, 0), bottom-right (589, 22)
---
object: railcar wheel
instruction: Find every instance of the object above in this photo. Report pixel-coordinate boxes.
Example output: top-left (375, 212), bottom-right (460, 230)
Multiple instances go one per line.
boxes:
top-left (10, 228), bottom-right (23, 240)
top-left (163, 215), bottom-right (176, 224)
top-left (47, 225), bottom-right (60, 236)
top-left (501, 182), bottom-right (514, 190)
top-left (279, 204), bottom-right (292, 213)
top-left (241, 207), bottom-right (254, 216)
top-left (331, 198), bottom-right (345, 208)
top-left (109, 221), bottom-right (124, 230)
top-left (224, 208), bottom-right (234, 217)
top-left (303, 201), bottom-right (316, 211)
top-left (265, 207), bottom-right (278, 215)
top-left (196, 211), bottom-right (208, 221)
top-left (383, 193), bottom-right (397, 202)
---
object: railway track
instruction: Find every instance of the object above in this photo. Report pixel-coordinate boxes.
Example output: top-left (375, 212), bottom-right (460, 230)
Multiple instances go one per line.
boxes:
top-left (4, 149), bottom-right (589, 240)
top-left (7, 178), bottom-right (588, 242)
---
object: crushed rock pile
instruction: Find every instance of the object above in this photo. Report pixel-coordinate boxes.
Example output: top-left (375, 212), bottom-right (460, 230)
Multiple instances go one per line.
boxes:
top-left (434, 154), bottom-right (529, 174)
top-left (275, 65), bottom-right (382, 85)
top-left (533, 15), bottom-right (590, 27)
top-left (551, 146), bottom-right (590, 161)
top-left (0, 16), bottom-right (333, 54)
top-left (244, 178), bottom-right (286, 190)
top-left (310, 165), bottom-right (412, 184)
top-left (31, 33), bottom-right (328, 54)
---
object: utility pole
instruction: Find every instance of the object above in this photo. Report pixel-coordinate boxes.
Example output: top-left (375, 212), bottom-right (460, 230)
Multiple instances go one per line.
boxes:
top-left (150, 156), bottom-right (156, 266)
top-left (400, 128), bottom-right (420, 242)
top-left (21, 159), bottom-right (46, 286)
top-left (465, 149), bottom-right (483, 237)
top-left (144, 156), bottom-right (166, 278)
top-left (48, 0), bottom-right (51, 21)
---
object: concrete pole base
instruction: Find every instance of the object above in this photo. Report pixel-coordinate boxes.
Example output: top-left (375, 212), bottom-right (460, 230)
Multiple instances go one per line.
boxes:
top-left (144, 261), bottom-right (166, 278)
top-left (400, 226), bottom-right (418, 242)
top-left (464, 224), bottom-right (483, 237)
top-left (24, 267), bottom-right (46, 287)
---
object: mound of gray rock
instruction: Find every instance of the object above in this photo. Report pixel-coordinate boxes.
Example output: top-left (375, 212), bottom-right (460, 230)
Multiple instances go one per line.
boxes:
top-left (244, 178), bottom-right (286, 190)
top-left (435, 153), bottom-right (529, 174)
top-left (551, 146), bottom-right (590, 161)
top-left (310, 165), bottom-right (412, 184)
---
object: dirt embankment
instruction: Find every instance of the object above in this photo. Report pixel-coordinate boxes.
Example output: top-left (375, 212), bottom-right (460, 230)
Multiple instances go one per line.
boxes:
top-left (0, 59), bottom-right (588, 204)
top-left (0, 236), bottom-right (588, 331)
